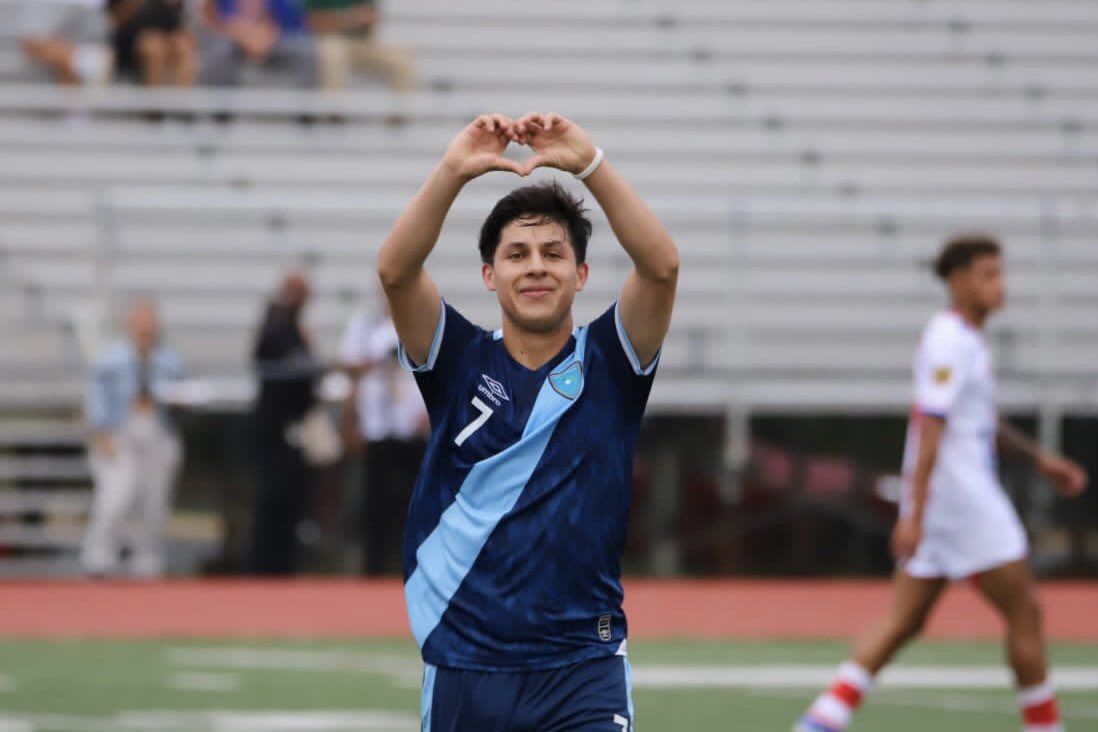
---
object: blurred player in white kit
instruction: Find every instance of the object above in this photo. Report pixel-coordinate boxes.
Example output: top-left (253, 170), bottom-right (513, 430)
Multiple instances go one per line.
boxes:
top-left (796, 235), bottom-right (1088, 732)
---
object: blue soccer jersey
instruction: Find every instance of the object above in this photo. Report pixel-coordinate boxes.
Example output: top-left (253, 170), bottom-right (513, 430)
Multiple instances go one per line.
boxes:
top-left (399, 299), bottom-right (659, 671)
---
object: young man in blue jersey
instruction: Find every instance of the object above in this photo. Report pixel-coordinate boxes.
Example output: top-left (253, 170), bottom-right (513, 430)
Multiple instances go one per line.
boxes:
top-left (377, 112), bottom-right (679, 731)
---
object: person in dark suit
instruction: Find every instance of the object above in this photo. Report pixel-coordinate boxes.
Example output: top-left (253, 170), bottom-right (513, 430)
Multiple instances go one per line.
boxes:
top-left (249, 271), bottom-right (319, 575)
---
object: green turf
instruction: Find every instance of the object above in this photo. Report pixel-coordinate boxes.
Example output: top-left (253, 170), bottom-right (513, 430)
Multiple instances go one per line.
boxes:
top-left (0, 638), bottom-right (1095, 731)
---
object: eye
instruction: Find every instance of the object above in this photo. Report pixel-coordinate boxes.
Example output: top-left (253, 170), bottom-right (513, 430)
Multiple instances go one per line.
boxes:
top-left (508, 252), bottom-right (523, 260)
top-left (546, 251), bottom-right (562, 260)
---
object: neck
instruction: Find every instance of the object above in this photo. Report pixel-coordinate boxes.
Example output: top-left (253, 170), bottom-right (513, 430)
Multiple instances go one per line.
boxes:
top-left (501, 313), bottom-right (574, 370)
top-left (952, 301), bottom-right (988, 329)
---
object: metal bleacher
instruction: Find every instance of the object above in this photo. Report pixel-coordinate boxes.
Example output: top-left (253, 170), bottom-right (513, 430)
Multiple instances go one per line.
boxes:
top-left (0, 0), bottom-right (1097, 570)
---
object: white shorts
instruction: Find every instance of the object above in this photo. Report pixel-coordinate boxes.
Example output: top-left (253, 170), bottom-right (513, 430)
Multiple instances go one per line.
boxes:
top-left (903, 506), bottom-right (1029, 581)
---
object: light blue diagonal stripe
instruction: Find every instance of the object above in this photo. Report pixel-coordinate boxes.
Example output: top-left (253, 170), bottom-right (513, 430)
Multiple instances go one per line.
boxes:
top-left (420, 664), bottom-right (436, 732)
top-left (405, 327), bottom-right (589, 647)
top-left (623, 656), bottom-right (635, 729)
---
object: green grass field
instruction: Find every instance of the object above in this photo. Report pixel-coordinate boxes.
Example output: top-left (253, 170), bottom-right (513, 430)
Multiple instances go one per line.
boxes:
top-left (1, 638), bottom-right (1096, 731)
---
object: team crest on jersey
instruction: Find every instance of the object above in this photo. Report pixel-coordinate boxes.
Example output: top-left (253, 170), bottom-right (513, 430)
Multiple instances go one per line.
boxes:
top-left (480, 374), bottom-right (510, 402)
top-left (549, 361), bottom-right (583, 400)
top-left (933, 366), bottom-right (953, 385)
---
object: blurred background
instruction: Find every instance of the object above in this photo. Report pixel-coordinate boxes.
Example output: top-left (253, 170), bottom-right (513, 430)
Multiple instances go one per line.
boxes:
top-left (1, 0), bottom-right (1095, 581)
top-left (0, 0), bottom-right (1096, 729)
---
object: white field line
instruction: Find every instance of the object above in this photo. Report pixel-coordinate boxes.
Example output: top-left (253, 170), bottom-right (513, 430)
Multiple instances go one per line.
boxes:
top-left (0, 711), bottom-right (418, 732)
top-left (166, 672), bottom-right (241, 693)
top-left (0, 715), bottom-right (118, 732)
top-left (125, 710), bottom-right (419, 731)
top-left (748, 687), bottom-right (1098, 721)
top-left (164, 647), bottom-right (423, 686)
top-left (165, 648), bottom-right (1098, 695)
top-left (631, 665), bottom-right (1098, 692)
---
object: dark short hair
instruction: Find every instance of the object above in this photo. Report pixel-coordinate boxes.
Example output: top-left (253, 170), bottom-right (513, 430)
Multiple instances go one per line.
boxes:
top-left (478, 181), bottom-right (593, 265)
top-left (934, 234), bottom-right (1002, 280)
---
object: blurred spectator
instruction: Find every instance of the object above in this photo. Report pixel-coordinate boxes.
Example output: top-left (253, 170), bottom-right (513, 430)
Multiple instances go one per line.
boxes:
top-left (82, 298), bottom-right (184, 578)
top-left (18, 0), bottom-right (113, 86)
top-left (104, 0), bottom-right (195, 87)
top-left (249, 271), bottom-right (319, 575)
top-left (305, 0), bottom-right (415, 92)
top-left (106, 0), bottom-right (197, 87)
top-left (340, 303), bottom-right (427, 575)
top-left (200, 0), bottom-right (317, 88)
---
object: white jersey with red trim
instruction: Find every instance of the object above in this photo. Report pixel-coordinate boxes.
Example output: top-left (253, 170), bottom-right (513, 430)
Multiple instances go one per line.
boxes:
top-left (900, 311), bottom-right (1027, 579)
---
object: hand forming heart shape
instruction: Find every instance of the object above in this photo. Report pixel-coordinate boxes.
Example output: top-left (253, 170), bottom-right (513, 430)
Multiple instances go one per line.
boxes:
top-left (442, 112), bottom-right (600, 182)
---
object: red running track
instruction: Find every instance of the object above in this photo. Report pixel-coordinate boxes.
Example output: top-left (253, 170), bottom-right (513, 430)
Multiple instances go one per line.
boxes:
top-left (0, 579), bottom-right (1095, 641)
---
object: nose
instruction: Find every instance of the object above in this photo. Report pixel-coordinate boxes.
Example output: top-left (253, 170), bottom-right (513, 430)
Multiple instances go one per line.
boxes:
top-left (525, 251), bottom-right (548, 276)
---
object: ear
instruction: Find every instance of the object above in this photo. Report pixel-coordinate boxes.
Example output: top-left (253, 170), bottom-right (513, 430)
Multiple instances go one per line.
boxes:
top-left (575, 261), bottom-right (589, 292)
top-left (482, 262), bottom-right (497, 291)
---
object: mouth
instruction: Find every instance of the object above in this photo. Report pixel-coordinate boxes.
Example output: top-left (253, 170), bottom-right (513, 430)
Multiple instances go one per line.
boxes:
top-left (518, 286), bottom-right (556, 300)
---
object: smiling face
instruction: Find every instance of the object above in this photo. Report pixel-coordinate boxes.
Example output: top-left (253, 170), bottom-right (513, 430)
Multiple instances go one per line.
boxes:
top-left (482, 215), bottom-right (589, 334)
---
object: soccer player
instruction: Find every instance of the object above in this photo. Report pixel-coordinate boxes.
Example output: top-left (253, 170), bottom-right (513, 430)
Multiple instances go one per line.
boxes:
top-left (377, 112), bottom-right (678, 731)
top-left (795, 235), bottom-right (1088, 732)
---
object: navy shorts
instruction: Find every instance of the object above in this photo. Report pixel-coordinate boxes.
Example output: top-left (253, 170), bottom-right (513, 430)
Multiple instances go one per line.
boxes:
top-left (421, 655), bottom-right (635, 731)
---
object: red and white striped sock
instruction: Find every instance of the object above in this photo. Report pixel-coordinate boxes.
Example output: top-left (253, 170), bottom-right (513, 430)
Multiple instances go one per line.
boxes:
top-left (804, 661), bottom-right (873, 730)
top-left (1019, 681), bottom-right (1064, 732)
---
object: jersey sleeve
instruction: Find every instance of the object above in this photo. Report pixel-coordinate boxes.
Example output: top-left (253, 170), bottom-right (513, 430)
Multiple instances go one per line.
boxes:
top-left (914, 323), bottom-right (968, 419)
top-left (397, 298), bottom-right (481, 412)
top-left (587, 302), bottom-right (661, 403)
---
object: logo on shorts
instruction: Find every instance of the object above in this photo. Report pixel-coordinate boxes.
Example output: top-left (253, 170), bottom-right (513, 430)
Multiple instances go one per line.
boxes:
top-left (597, 614), bottom-right (613, 642)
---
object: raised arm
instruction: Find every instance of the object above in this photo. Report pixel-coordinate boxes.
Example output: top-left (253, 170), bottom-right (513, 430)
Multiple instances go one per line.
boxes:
top-left (997, 416), bottom-right (1088, 497)
top-left (377, 114), bottom-right (525, 365)
top-left (514, 113), bottom-right (679, 366)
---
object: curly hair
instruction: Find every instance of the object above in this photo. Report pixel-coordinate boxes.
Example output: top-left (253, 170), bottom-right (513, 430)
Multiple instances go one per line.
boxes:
top-left (934, 233), bottom-right (1001, 280)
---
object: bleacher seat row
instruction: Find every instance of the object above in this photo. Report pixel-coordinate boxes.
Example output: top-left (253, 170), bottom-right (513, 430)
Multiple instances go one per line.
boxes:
top-left (0, 0), bottom-right (1095, 419)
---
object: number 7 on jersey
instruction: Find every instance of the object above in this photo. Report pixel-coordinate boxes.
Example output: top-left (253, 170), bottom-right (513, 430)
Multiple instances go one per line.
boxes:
top-left (454, 396), bottom-right (494, 446)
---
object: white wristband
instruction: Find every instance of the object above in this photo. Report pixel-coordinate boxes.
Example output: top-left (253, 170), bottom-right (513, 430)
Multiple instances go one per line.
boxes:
top-left (573, 147), bottom-right (604, 181)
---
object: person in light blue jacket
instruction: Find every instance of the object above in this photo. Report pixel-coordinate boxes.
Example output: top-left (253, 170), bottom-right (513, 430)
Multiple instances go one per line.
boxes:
top-left (82, 297), bottom-right (185, 577)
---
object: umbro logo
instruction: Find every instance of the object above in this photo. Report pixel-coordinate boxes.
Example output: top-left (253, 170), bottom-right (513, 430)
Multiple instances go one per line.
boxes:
top-left (480, 374), bottom-right (510, 404)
